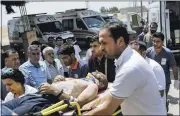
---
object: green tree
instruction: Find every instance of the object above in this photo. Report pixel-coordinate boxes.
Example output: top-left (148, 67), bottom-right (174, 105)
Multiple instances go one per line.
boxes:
top-left (100, 6), bottom-right (107, 13)
top-left (100, 6), bottom-right (120, 13)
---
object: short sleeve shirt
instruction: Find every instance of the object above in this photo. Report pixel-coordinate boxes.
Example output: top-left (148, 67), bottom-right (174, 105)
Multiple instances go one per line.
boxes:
top-left (19, 60), bottom-right (51, 88)
top-left (68, 59), bottom-right (88, 78)
top-left (145, 57), bottom-right (166, 91)
top-left (111, 46), bottom-right (166, 115)
top-left (146, 47), bottom-right (177, 84)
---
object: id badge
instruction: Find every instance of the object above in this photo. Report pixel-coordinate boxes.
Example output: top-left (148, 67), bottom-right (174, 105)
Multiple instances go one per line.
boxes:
top-left (161, 58), bottom-right (166, 65)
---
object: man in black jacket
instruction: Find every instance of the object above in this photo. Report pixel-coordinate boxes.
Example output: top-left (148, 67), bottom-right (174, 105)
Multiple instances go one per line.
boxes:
top-left (88, 36), bottom-right (115, 82)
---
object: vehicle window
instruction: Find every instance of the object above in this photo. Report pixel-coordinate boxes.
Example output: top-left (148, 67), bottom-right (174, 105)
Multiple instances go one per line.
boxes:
top-left (37, 21), bottom-right (64, 33)
top-left (83, 16), bottom-right (104, 28)
top-left (76, 18), bottom-right (87, 30)
top-left (102, 16), bottom-right (122, 23)
top-left (62, 19), bottom-right (74, 30)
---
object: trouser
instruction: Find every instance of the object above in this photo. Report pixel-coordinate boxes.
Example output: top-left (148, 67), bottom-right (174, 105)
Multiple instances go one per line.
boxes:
top-left (2, 105), bottom-right (16, 115)
top-left (2, 94), bottom-right (59, 116)
top-left (165, 84), bottom-right (170, 112)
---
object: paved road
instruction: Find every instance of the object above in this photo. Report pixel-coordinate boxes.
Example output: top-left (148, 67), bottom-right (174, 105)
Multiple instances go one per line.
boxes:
top-left (168, 68), bottom-right (180, 115)
top-left (168, 80), bottom-right (179, 115)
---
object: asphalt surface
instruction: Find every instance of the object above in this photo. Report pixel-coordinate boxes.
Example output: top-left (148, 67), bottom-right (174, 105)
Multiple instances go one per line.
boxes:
top-left (168, 80), bottom-right (179, 115)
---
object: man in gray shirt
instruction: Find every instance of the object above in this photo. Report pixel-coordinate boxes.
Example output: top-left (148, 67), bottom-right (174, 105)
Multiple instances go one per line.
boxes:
top-left (146, 32), bottom-right (179, 111)
top-left (143, 22), bottom-right (158, 48)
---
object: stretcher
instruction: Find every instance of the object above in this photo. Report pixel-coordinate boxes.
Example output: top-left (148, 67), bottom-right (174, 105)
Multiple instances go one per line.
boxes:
top-left (32, 99), bottom-right (121, 116)
top-left (32, 83), bottom-right (121, 116)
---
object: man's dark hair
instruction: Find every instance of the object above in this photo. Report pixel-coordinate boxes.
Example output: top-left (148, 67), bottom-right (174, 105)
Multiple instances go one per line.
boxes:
top-left (138, 41), bottom-right (147, 52)
top-left (150, 22), bottom-right (158, 27)
top-left (101, 22), bottom-right (129, 45)
top-left (89, 35), bottom-right (99, 44)
top-left (152, 32), bottom-right (164, 41)
top-left (4, 49), bottom-right (18, 59)
top-left (56, 37), bottom-right (63, 41)
top-left (1, 68), bottom-right (25, 85)
top-left (59, 44), bottom-right (75, 56)
top-left (31, 41), bottom-right (41, 46)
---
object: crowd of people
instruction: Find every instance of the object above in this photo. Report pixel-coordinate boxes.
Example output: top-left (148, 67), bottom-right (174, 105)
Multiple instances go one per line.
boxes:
top-left (1, 22), bottom-right (179, 115)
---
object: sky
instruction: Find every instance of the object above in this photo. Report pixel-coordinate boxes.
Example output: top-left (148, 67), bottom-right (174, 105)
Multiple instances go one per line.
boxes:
top-left (1, 1), bottom-right (149, 26)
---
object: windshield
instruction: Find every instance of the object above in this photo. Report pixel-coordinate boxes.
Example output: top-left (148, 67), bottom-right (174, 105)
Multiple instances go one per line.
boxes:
top-left (37, 21), bottom-right (64, 33)
top-left (83, 16), bottom-right (104, 28)
top-left (103, 16), bottom-right (121, 23)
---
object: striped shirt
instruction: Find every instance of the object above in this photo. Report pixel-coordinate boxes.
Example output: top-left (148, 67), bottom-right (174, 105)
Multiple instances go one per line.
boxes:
top-left (44, 59), bottom-right (64, 79)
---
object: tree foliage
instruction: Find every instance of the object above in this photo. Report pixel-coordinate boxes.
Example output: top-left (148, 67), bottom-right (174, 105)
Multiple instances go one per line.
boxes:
top-left (100, 6), bottom-right (120, 13)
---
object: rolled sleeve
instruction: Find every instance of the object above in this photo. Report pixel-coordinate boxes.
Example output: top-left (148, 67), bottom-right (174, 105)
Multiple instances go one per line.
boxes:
top-left (111, 67), bottom-right (142, 99)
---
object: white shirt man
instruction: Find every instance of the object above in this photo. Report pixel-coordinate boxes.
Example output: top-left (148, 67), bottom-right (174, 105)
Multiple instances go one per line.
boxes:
top-left (111, 47), bottom-right (166, 115)
top-left (145, 57), bottom-right (166, 105)
top-left (130, 40), bottom-right (166, 106)
top-left (43, 47), bottom-right (64, 79)
top-left (85, 22), bottom-right (166, 115)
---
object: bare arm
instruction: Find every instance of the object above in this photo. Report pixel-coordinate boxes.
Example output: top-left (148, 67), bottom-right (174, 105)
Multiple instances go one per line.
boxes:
top-left (77, 84), bottom-right (98, 107)
top-left (83, 93), bottom-right (124, 115)
top-left (172, 65), bottom-right (179, 80)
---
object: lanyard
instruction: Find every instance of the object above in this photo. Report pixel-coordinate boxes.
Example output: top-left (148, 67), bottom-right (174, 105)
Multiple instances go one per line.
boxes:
top-left (105, 58), bottom-right (107, 76)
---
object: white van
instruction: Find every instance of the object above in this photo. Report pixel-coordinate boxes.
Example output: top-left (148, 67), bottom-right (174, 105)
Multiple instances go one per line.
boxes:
top-left (8, 13), bottom-right (74, 49)
top-left (54, 8), bottom-right (105, 48)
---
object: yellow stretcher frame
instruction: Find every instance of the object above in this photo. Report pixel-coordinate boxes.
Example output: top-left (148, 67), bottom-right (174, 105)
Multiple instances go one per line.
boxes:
top-left (33, 100), bottom-right (121, 116)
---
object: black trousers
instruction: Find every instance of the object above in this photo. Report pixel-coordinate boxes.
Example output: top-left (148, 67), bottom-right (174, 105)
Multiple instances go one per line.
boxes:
top-left (166, 84), bottom-right (170, 112)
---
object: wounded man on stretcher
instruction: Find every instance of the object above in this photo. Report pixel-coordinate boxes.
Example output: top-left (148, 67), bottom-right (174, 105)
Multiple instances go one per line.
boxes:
top-left (2, 72), bottom-right (108, 115)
